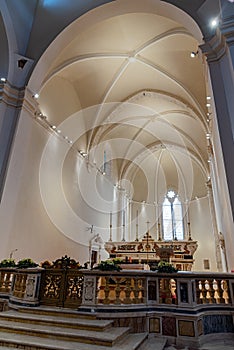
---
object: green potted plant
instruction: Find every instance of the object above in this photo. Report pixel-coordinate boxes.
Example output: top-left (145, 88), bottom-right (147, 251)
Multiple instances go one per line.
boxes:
top-left (17, 258), bottom-right (38, 269)
top-left (0, 258), bottom-right (16, 268)
top-left (157, 261), bottom-right (178, 273)
top-left (93, 259), bottom-right (122, 271)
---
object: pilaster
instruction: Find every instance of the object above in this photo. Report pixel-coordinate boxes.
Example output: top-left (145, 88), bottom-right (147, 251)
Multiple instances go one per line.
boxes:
top-left (200, 24), bottom-right (234, 221)
top-left (0, 82), bottom-right (24, 199)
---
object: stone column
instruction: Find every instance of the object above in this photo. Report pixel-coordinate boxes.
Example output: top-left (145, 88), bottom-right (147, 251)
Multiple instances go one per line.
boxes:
top-left (0, 81), bottom-right (25, 200)
top-left (206, 180), bottom-right (223, 272)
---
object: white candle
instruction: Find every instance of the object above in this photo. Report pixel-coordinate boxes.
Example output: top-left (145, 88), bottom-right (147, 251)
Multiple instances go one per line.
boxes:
top-left (123, 210), bottom-right (125, 226)
top-left (110, 212), bottom-right (112, 226)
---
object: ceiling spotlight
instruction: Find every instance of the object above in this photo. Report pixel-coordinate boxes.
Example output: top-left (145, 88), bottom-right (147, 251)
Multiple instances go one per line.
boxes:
top-left (210, 18), bottom-right (219, 28)
top-left (57, 129), bottom-right (61, 133)
top-left (69, 140), bottom-right (73, 144)
top-left (51, 125), bottom-right (56, 129)
top-left (190, 51), bottom-right (198, 58)
top-left (79, 150), bottom-right (87, 157)
top-left (33, 93), bottom-right (39, 99)
top-left (0, 77), bottom-right (6, 82)
top-left (206, 96), bottom-right (211, 100)
top-left (206, 103), bottom-right (211, 107)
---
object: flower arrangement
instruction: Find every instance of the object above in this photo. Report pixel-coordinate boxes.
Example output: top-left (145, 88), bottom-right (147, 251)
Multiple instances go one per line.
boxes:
top-left (0, 258), bottom-right (16, 268)
top-left (52, 255), bottom-right (81, 269)
top-left (40, 260), bottom-right (52, 268)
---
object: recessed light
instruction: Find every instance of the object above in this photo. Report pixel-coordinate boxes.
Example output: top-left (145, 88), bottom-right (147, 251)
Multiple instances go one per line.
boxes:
top-left (206, 103), bottom-right (211, 107)
top-left (206, 96), bottom-right (211, 100)
top-left (57, 129), bottom-right (61, 133)
top-left (210, 18), bottom-right (218, 28)
top-left (33, 93), bottom-right (39, 99)
top-left (0, 77), bottom-right (6, 82)
top-left (52, 125), bottom-right (56, 129)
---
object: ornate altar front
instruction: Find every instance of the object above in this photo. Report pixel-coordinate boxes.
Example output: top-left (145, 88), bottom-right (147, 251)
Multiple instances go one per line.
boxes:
top-left (105, 233), bottom-right (198, 271)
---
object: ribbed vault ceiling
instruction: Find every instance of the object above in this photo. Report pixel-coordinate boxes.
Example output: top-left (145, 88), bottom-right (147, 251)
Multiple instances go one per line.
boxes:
top-left (38, 10), bottom-right (210, 203)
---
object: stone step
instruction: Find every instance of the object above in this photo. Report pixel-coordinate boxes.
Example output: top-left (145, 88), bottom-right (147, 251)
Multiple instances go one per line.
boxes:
top-left (19, 306), bottom-right (97, 319)
top-left (0, 331), bottom-right (148, 350)
top-left (0, 310), bottom-right (112, 331)
top-left (138, 336), bottom-right (167, 350)
top-left (0, 318), bottom-right (129, 346)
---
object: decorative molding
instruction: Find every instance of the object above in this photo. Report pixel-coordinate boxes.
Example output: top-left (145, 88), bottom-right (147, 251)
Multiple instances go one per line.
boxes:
top-left (0, 82), bottom-right (25, 109)
top-left (22, 87), bottom-right (40, 116)
top-left (220, 15), bottom-right (234, 46)
top-left (200, 30), bottom-right (228, 63)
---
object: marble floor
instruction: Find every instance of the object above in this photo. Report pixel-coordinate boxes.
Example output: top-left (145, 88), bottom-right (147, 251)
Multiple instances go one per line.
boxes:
top-left (164, 340), bottom-right (234, 350)
top-left (139, 336), bottom-right (234, 350)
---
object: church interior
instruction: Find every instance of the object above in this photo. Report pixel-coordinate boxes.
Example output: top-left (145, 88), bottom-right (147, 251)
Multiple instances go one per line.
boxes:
top-left (0, 1), bottom-right (234, 349)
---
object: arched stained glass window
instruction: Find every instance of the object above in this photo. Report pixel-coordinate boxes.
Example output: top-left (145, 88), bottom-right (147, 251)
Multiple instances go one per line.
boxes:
top-left (162, 190), bottom-right (184, 240)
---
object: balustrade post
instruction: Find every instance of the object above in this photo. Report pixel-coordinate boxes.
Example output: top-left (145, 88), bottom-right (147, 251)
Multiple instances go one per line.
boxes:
top-left (216, 279), bottom-right (225, 304)
top-left (133, 277), bottom-right (143, 304)
top-left (208, 279), bottom-right (216, 304)
top-left (104, 277), bottom-right (110, 304)
top-left (125, 278), bottom-right (132, 304)
top-left (115, 277), bottom-right (121, 304)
